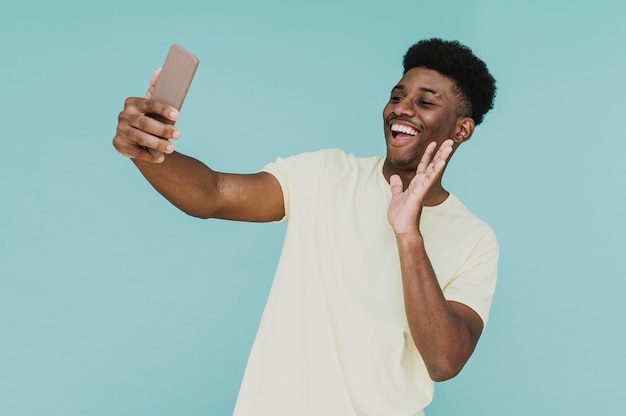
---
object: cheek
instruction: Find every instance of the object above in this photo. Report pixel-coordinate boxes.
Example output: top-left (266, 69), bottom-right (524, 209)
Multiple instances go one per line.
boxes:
top-left (382, 103), bottom-right (393, 119)
top-left (425, 113), bottom-right (455, 135)
top-left (382, 107), bottom-right (391, 135)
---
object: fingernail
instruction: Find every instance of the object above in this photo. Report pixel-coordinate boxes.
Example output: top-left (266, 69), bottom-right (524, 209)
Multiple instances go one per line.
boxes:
top-left (172, 129), bottom-right (180, 139)
top-left (166, 143), bottom-right (174, 153)
top-left (169, 110), bottom-right (179, 120)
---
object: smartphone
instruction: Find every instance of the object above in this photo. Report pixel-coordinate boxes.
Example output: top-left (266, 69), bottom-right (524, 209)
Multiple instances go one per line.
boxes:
top-left (148, 44), bottom-right (199, 125)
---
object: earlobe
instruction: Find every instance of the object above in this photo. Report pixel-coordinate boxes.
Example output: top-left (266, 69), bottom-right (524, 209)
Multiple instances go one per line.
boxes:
top-left (453, 117), bottom-right (475, 144)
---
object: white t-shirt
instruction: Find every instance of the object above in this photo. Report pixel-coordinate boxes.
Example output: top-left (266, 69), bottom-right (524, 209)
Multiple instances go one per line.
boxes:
top-left (233, 149), bottom-right (499, 416)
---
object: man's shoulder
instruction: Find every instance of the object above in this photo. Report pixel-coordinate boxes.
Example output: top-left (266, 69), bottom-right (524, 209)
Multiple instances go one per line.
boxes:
top-left (289, 148), bottom-right (382, 163)
top-left (269, 149), bottom-right (384, 173)
top-left (428, 194), bottom-right (497, 240)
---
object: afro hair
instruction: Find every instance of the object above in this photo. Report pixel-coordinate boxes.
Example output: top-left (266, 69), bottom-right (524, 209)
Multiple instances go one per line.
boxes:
top-left (403, 38), bottom-right (496, 125)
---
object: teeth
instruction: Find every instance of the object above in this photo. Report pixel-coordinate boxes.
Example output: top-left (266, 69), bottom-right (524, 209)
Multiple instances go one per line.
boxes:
top-left (390, 124), bottom-right (417, 136)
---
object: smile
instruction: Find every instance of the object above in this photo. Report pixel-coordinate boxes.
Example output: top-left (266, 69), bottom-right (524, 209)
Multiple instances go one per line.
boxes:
top-left (390, 123), bottom-right (418, 139)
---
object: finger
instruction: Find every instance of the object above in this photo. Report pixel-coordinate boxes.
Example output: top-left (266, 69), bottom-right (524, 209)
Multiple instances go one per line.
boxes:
top-left (145, 67), bottom-right (162, 99)
top-left (135, 112), bottom-right (181, 141)
top-left (115, 94), bottom-right (177, 164)
top-left (124, 97), bottom-right (180, 127)
top-left (416, 142), bottom-right (437, 174)
top-left (430, 142), bottom-right (452, 171)
top-left (112, 135), bottom-right (166, 163)
top-left (119, 100), bottom-right (180, 140)
top-left (117, 120), bottom-right (176, 155)
top-left (432, 139), bottom-right (454, 164)
top-left (430, 159), bottom-right (447, 178)
top-left (147, 148), bottom-right (166, 160)
top-left (389, 174), bottom-right (404, 196)
top-left (131, 97), bottom-right (180, 125)
top-left (418, 140), bottom-right (452, 181)
top-left (428, 146), bottom-right (453, 178)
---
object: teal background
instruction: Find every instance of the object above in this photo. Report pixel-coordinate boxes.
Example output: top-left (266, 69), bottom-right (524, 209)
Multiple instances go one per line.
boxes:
top-left (2, 0), bottom-right (625, 414)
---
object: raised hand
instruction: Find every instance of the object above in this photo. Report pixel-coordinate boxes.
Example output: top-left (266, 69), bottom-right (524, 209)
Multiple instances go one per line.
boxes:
top-left (112, 69), bottom-right (180, 163)
top-left (387, 139), bottom-right (454, 235)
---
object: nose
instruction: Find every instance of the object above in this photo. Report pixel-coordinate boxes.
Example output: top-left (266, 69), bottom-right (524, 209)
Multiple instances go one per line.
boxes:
top-left (392, 98), bottom-right (415, 117)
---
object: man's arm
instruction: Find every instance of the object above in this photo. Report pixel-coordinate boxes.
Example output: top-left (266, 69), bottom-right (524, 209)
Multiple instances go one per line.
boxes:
top-left (395, 234), bottom-right (484, 382)
top-left (132, 151), bottom-right (285, 221)
top-left (387, 140), bottom-right (483, 382)
top-left (112, 76), bottom-right (284, 222)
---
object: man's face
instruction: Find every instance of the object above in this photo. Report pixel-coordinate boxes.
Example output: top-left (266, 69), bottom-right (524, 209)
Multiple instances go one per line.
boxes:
top-left (383, 67), bottom-right (462, 171)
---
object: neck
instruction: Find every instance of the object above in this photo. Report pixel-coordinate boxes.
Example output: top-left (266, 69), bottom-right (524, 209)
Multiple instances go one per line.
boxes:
top-left (423, 186), bottom-right (450, 206)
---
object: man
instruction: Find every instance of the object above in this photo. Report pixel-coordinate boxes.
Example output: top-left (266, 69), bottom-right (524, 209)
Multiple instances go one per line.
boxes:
top-left (113, 38), bottom-right (498, 415)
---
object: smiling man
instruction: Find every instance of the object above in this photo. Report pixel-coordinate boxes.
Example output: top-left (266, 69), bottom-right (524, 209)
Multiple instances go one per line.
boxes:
top-left (113, 38), bottom-right (498, 415)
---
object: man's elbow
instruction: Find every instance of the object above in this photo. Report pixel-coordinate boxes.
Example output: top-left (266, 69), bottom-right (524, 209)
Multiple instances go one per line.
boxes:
top-left (427, 359), bottom-right (466, 382)
top-left (174, 203), bottom-right (216, 219)
top-left (185, 210), bottom-right (212, 219)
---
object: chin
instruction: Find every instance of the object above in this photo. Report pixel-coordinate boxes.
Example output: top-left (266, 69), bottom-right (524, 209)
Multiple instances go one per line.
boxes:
top-left (386, 155), bottom-right (419, 172)
top-left (386, 146), bottom-right (420, 170)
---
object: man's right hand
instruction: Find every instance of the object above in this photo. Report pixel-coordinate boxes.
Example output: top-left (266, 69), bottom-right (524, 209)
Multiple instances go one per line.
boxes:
top-left (112, 70), bottom-right (181, 163)
top-left (111, 71), bottom-right (285, 222)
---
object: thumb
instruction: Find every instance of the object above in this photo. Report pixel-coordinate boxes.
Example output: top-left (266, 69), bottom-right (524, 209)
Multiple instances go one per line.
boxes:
top-left (389, 174), bottom-right (404, 197)
top-left (145, 67), bottom-right (162, 98)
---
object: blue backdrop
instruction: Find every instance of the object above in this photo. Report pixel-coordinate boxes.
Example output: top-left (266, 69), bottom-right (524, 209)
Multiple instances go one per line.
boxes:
top-left (2, 0), bottom-right (625, 414)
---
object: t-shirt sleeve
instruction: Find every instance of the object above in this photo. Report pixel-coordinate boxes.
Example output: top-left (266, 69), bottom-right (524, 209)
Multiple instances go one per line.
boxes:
top-left (442, 227), bottom-right (499, 327)
top-left (260, 150), bottom-right (335, 222)
top-left (260, 157), bottom-right (292, 221)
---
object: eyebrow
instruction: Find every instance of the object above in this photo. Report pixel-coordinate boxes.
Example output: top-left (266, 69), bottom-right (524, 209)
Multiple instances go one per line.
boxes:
top-left (419, 87), bottom-right (442, 97)
top-left (391, 85), bottom-right (443, 99)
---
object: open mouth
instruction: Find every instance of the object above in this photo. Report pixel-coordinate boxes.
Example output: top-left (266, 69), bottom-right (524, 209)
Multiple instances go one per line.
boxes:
top-left (390, 123), bottom-right (418, 139)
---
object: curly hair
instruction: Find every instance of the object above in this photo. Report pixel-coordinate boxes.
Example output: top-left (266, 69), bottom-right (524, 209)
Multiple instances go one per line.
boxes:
top-left (403, 38), bottom-right (496, 125)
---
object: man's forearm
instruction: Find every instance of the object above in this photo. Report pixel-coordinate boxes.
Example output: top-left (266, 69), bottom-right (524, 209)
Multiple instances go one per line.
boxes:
top-left (396, 233), bottom-right (480, 382)
top-left (133, 151), bottom-right (221, 219)
top-left (132, 151), bottom-right (286, 222)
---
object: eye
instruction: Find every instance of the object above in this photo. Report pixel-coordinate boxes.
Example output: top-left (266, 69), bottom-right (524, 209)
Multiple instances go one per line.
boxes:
top-left (390, 95), bottom-right (403, 103)
top-left (418, 100), bottom-right (433, 107)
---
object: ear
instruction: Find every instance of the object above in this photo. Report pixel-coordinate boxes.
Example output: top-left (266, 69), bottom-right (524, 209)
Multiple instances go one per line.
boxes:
top-left (453, 117), bottom-right (475, 144)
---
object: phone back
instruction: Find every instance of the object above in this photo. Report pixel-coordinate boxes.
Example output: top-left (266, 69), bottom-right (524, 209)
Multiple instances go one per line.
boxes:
top-left (151, 44), bottom-right (199, 110)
